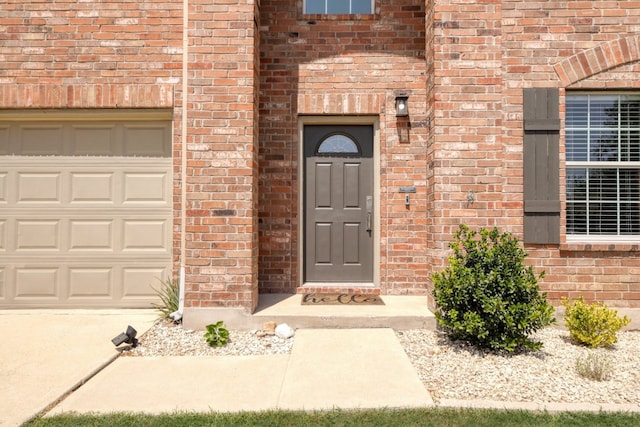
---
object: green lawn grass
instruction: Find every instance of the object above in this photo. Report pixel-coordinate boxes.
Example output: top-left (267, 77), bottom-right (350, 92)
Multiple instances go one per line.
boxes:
top-left (26, 408), bottom-right (640, 427)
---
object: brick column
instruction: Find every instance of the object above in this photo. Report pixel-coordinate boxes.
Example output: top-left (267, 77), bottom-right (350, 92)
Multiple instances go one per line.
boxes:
top-left (423, 0), bottom-right (504, 309)
top-left (182, 0), bottom-right (260, 328)
top-left (428, 0), bottom-right (503, 258)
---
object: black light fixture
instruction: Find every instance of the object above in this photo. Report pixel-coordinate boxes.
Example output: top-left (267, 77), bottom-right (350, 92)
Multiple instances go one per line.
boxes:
top-left (111, 325), bottom-right (138, 348)
top-left (395, 94), bottom-right (409, 117)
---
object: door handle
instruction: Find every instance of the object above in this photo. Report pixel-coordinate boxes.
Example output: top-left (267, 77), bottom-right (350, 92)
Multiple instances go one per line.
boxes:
top-left (366, 195), bottom-right (373, 232)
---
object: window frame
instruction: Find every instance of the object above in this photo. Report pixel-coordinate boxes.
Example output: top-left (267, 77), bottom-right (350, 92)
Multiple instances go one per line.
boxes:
top-left (565, 92), bottom-right (640, 242)
top-left (303, 0), bottom-right (375, 15)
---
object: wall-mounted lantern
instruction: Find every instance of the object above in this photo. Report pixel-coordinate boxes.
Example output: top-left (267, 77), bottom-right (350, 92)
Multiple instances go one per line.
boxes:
top-left (395, 94), bottom-right (409, 117)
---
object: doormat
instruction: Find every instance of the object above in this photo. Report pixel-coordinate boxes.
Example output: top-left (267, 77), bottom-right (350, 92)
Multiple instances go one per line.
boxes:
top-left (301, 293), bottom-right (385, 305)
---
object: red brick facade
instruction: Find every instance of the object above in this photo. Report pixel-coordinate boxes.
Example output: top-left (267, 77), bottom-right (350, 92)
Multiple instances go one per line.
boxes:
top-left (182, 0), bottom-right (260, 312)
top-left (258, 0), bottom-right (429, 295)
top-left (2, 0), bottom-right (640, 315)
top-left (499, 1), bottom-right (640, 308)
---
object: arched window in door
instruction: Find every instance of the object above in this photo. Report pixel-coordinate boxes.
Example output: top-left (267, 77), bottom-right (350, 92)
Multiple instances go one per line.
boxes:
top-left (316, 134), bottom-right (360, 155)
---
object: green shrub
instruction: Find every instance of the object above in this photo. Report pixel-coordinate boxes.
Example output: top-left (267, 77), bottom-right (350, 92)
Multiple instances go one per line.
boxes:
top-left (562, 297), bottom-right (630, 348)
top-left (151, 278), bottom-right (180, 320)
top-left (575, 352), bottom-right (614, 381)
top-left (432, 224), bottom-right (555, 352)
top-left (204, 321), bottom-right (230, 347)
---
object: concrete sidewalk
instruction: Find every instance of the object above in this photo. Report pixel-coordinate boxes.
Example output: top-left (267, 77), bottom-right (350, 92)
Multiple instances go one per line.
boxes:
top-left (47, 329), bottom-right (434, 415)
top-left (43, 325), bottom-right (640, 419)
top-left (7, 307), bottom-right (638, 425)
top-left (0, 309), bottom-right (157, 427)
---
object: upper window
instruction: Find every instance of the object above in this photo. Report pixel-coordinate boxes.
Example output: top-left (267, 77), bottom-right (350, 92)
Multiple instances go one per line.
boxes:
top-left (566, 94), bottom-right (640, 237)
top-left (304, 0), bottom-right (373, 14)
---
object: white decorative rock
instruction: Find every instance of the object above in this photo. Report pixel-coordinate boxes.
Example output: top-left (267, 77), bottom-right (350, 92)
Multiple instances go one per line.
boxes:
top-left (275, 323), bottom-right (295, 339)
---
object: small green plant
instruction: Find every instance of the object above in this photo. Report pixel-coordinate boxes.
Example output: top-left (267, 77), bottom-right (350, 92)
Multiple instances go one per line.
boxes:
top-left (151, 278), bottom-right (180, 320)
top-left (204, 321), bottom-right (230, 347)
top-left (432, 224), bottom-right (555, 352)
top-left (575, 352), bottom-right (614, 381)
top-left (562, 297), bottom-right (631, 348)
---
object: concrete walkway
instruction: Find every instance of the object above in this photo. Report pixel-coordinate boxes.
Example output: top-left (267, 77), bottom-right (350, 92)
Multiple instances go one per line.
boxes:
top-left (48, 328), bottom-right (433, 415)
top-left (3, 307), bottom-right (639, 426)
top-left (0, 309), bottom-right (157, 427)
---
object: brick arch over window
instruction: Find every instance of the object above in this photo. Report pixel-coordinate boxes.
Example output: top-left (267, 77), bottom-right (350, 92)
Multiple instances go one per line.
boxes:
top-left (554, 35), bottom-right (640, 86)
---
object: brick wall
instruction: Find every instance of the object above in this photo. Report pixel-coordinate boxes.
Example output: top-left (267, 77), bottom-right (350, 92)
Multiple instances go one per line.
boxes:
top-left (424, 0), bottom-right (507, 309)
top-left (258, 0), bottom-right (429, 294)
top-left (432, 0), bottom-right (640, 307)
top-left (0, 0), bottom-right (185, 297)
top-left (0, 0), bottom-right (181, 108)
top-left (503, 1), bottom-right (640, 307)
top-left (183, 0), bottom-right (259, 311)
top-left (4, 0), bottom-right (640, 309)
top-left (428, 0), bottom-right (504, 281)
top-left (0, 0), bottom-right (261, 312)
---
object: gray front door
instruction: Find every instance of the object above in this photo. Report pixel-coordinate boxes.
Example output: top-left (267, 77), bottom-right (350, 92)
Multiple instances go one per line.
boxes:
top-left (304, 125), bottom-right (373, 282)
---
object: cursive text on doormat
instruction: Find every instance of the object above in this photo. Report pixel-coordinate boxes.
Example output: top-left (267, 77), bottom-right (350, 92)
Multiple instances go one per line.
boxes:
top-left (301, 293), bottom-right (385, 305)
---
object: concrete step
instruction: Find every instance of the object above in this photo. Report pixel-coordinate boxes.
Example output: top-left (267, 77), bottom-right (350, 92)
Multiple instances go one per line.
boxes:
top-left (252, 294), bottom-right (436, 330)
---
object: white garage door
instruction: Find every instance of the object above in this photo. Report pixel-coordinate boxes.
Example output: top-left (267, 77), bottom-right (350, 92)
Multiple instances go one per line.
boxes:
top-left (0, 111), bottom-right (173, 308)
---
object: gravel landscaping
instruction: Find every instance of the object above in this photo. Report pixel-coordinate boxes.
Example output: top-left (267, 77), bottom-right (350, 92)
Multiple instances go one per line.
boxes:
top-left (125, 321), bottom-right (294, 357)
top-left (398, 328), bottom-right (640, 405)
top-left (126, 321), bottom-right (640, 405)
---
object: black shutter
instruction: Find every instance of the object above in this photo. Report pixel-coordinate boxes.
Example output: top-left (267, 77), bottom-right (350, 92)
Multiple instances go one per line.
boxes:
top-left (523, 88), bottom-right (560, 244)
